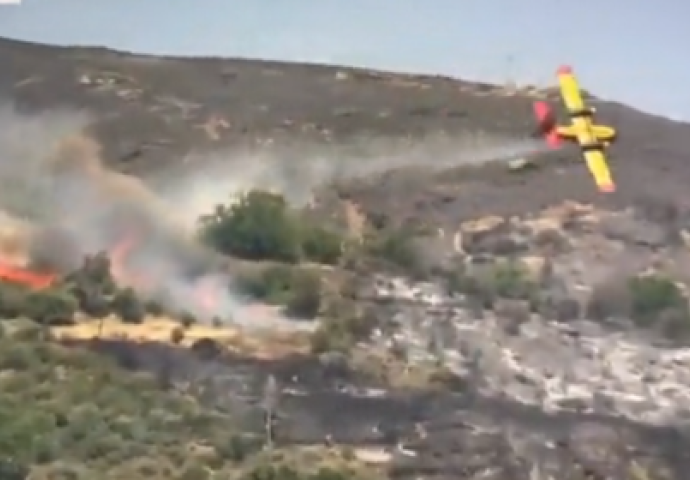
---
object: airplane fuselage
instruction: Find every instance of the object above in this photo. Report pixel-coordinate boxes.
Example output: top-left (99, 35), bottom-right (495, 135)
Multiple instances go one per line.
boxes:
top-left (556, 120), bottom-right (616, 148)
top-left (555, 70), bottom-right (617, 148)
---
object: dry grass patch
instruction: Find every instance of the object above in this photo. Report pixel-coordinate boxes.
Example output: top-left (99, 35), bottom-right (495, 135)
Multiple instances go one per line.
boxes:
top-left (52, 315), bottom-right (311, 359)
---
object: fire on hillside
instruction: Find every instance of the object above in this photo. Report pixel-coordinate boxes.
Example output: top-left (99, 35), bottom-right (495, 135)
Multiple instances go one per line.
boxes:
top-left (0, 211), bottom-right (227, 320)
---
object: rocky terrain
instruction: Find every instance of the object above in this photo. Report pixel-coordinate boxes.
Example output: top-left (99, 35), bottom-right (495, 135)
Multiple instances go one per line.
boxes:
top-left (4, 36), bottom-right (690, 480)
top-left (370, 203), bottom-right (690, 422)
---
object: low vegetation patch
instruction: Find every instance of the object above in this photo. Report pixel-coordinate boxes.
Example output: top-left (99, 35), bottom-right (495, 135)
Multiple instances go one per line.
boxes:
top-left (198, 191), bottom-right (343, 265)
top-left (0, 253), bottom-right (183, 328)
top-left (0, 325), bottom-right (375, 480)
top-left (587, 273), bottom-right (690, 335)
top-left (234, 265), bottom-right (322, 319)
top-left (198, 189), bottom-right (426, 276)
top-left (309, 306), bottom-right (377, 354)
top-left (444, 260), bottom-right (541, 310)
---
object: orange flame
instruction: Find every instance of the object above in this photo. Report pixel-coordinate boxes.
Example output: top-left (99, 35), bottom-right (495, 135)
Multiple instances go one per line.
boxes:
top-left (109, 233), bottom-right (223, 317)
top-left (0, 225), bottom-right (225, 318)
top-left (0, 262), bottom-right (56, 290)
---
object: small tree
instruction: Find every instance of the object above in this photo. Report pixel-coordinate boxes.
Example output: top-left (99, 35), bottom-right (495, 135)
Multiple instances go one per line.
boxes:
top-left (110, 287), bottom-right (145, 324)
top-left (198, 191), bottom-right (302, 263)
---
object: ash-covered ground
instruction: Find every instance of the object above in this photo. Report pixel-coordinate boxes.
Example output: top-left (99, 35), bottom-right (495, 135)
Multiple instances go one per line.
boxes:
top-left (4, 37), bottom-right (690, 479)
top-left (64, 201), bottom-right (690, 480)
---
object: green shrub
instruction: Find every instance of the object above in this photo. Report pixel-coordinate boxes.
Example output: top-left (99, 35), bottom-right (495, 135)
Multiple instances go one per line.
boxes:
top-left (0, 282), bottom-right (30, 318)
top-left (628, 275), bottom-right (689, 326)
top-left (110, 287), bottom-right (145, 324)
top-left (310, 306), bottom-right (376, 354)
top-left (444, 261), bottom-right (540, 310)
top-left (300, 225), bottom-right (342, 265)
top-left (236, 266), bottom-right (322, 319)
top-left (236, 266), bottom-right (296, 305)
top-left (23, 288), bottom-right (78, 325)
top-left (198, 190), bottom-right (344, 265)
top-left (488, 261), bottom-right (539, 300)
top-left (587, 273), bottom-right (690, 335)
top-left (364, 227), bottom-right (423, 276)
top-left (198, 191), bottom-right (302, 263)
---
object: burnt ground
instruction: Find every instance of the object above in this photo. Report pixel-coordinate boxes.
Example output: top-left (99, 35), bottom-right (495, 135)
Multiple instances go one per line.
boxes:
top-left (6, 36), bottom-right (690, 479)
top-left (3, 37), bottom-right (690, 222)
top-left (69, 337), bottom-right (690, 480)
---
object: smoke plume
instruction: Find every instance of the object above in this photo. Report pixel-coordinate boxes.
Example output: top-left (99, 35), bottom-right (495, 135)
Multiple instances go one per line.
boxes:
top-left (152, 133), bottom-right (546, 229)
top-left (0, 102), bottom-right (544, 324)
top-left (0, 104), bottom-right (237, 321)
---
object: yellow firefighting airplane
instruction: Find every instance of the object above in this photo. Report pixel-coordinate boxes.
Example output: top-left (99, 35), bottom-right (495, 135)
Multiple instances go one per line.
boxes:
top-left (533, 65), bottom-right (617, 193)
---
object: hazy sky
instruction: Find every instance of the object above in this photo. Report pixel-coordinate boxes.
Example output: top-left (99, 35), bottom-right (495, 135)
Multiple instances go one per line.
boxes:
top-left (1, 0), bottom-right (687, 118)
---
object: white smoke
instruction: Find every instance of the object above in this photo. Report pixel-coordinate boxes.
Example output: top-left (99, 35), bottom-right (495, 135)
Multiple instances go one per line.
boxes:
top-left (152, 132), bottom-right (546, 229)
top-left (0, 102), bottom-right (545, 325)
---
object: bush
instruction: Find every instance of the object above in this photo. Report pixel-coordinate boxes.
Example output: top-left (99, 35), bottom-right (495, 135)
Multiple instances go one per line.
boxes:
top-left (62, 252), bottom-right (128, 319)
top-left (0, 282), bottom-right (79, 325)
top-left (0, 329), bottom-right (245, 476)
top-left (364, 227), bottom-right (424, 276)
top-left (310, 307), bottom-right (376, 354)
top-left (0, 325), bottom-right (365, 478)
top-left (444, 261), bottom-right (540, 310)
top-left (170, 326), bottom-right (186, 344)
top-left (488, 261), bottom-right (539, 301)
top-left (23, 288), bottom-right (78, 325)
top-left (236, 266), bottom-right (322, 319)
top-left (0, 282), bottom-right (31, 318)
top-left (64, 252), bottom-right (118, 295)
top-left (587, 274), bottom-right (690, 333)
top-left (199, 191), bottom-right (303, 263)
top-left (300, 225), bottom-right (342, 265)
top-left (110, 287), bottom-right (145, 324)
top-left (235, 266), bottom-right (296, 305)
top-left (198, 190), bottom-right (344, 265)
top-left (628, 275), bottom-right (689, 326)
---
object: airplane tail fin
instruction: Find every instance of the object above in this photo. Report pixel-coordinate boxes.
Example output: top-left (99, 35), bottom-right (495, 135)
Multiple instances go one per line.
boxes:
top-left (533, 101), bottom-right (561, 148)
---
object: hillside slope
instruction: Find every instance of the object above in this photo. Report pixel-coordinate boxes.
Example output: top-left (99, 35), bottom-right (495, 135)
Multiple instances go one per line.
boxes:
top-left (3, 37), bottom-right (690, 221)
top-left (4, 37), bottom-right (690, 480)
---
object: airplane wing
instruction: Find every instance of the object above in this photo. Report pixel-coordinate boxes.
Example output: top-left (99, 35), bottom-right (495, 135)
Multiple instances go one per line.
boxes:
top-left (583, 148), bottom-right (615, 193)
top-left (557, 66), bottom-right (586, 112)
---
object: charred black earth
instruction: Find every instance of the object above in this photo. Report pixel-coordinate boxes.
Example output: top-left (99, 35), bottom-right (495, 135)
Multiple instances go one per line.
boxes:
top-left (5, 36), bottom-right (690, 480)
top-left (70, 337), bottom-right (690, 480)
